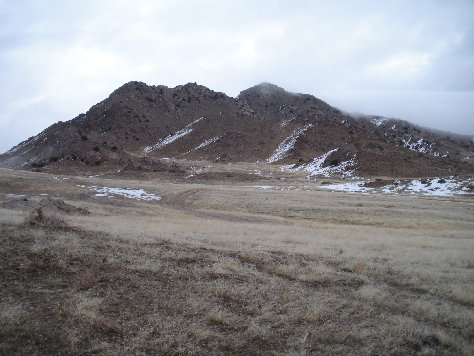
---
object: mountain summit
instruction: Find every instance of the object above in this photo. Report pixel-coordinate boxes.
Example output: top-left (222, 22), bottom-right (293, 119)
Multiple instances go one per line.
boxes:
top-left (1, 81), bottom-right (473, 177)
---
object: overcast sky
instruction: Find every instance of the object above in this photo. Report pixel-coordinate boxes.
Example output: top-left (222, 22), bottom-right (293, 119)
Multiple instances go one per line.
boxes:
top-left (1, 0), bottom-right (473, 153)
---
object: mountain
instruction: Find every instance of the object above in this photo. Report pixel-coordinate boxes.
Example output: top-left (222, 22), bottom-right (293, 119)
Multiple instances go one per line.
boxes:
top-left (1, 81), bottom-right (473, 178)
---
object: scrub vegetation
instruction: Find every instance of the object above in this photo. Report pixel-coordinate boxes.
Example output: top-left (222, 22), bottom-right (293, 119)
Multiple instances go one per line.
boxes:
top-left (0, 167), bottom-right (473, 355)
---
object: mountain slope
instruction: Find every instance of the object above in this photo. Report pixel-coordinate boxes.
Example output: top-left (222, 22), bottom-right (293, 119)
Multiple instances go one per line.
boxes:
top-left (1, 81), bottom-right (473, 178)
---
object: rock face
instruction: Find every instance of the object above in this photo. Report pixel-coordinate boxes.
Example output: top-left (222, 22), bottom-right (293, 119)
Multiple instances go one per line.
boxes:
top-left (1, 81), bottom-right (473, 178)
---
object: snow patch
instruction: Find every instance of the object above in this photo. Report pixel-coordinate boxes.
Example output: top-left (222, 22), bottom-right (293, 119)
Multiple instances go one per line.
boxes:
top-left (191, 136), bottom-right (221, 152)
top-left (88, 186), bottom-right (161, 201)
top-left (381, 178), bottom-right (472, 196)
top-left (6, 132), bottom-right (43, 155)
top-left (283, 149), bottom-right (356, 178)
top-left (184, 166), bottom-right (203, 179)
top-left (371, 118), bottom-right (387, 127)
top-left (267, 124), bottom-right (313, 163)
top-left (280, 117), bottom-right (296, 128)
top-left (144, 117), bottom-right (204, 154)
top-left (244, 185), bottom-right (299, 191)
top-left (340, 119), bottom-right (350, 127)
top-left (322, 177), bottom-right (473, 196)
top-left (400, 137), bottom-right (444, 157)
top-left (16, 158), bottom-right (35, 168)
top-left (247, 185), bottom-right (277, 190)
top-left (319, 182), bottom-right (373, 194)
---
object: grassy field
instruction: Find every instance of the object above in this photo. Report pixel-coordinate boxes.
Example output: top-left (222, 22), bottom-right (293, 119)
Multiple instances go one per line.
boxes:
top-left (0, 166), bottom-right (473, 355)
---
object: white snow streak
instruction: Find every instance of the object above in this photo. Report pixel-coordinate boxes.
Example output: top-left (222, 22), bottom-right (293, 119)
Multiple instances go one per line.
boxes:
top-left (267, 124), bottom-right (313, 163)
top-left (283, 149), bottom-right (356, 178)
top-left (280, 117), bottom-right (296, 128)
top-left (6, 132), bottom-right (43, 154)
top-left (144, 117), bottom-right (204, 154)
top-left (191, 136), bottom-right (221, 152)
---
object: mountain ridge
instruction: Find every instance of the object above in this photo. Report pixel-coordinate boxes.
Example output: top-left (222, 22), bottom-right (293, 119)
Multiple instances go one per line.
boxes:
top-left (1, 81), bottom-right (473, 178)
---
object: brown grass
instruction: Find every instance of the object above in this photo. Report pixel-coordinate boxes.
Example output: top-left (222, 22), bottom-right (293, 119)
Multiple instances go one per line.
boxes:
top-left (0, 167), bottom-right (473, 354)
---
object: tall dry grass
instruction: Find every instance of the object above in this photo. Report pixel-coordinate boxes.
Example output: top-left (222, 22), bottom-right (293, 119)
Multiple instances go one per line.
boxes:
top-left (0, 167), bottom-right (473, 354)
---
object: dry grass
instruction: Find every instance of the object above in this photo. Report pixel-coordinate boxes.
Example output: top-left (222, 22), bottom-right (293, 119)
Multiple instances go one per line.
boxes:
top-left (0, 167), bottom-right (473, 354)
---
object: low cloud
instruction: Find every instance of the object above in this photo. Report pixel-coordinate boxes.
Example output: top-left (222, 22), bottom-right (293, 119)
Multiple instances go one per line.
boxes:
top-left (1, 0), bottom-right (473, 152)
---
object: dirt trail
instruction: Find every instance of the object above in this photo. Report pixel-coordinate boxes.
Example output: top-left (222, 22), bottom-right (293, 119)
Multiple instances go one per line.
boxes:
top-left (166, 188), bottom-right (207, 209)
top-left (165, 188), bottom-right (271, 223)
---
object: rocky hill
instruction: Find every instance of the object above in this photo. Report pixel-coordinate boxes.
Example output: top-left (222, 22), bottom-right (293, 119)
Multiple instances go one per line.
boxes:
top-left (1, 81), bottom-right (473, 178)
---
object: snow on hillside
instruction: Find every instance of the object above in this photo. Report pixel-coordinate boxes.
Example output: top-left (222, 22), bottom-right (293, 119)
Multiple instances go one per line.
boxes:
top-left (144, 117), bottom-right (204, 154)
top-left (6, 132), bottom-right (44, 155)
top-left (371, 118), bottom-right (387, 127)
top-left (280, 117), bottom-right (296, 128)
top-left (267, 124), bottom-right (313, 163)
top-left (191, 136), bottom-right (221, 152)
top-left (400, 137), bottom-right (445, 157)
top-left (283, 148), bottom-right (356, 178)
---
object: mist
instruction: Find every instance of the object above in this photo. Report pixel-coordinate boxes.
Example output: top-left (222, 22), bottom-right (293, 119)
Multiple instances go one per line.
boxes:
top-left (319, 90), bottom-right (474, 135)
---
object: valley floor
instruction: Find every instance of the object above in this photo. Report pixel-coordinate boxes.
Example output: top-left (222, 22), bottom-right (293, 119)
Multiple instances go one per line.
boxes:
top-left (0, 167), bottom-right (473, 355)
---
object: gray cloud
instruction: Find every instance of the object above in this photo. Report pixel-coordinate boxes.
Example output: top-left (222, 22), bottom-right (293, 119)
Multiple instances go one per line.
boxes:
top-left (1, 0), bottom-right (473, 152)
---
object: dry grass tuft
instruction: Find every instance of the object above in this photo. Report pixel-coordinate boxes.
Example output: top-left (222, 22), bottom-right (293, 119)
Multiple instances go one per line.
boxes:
top-left (0, 302), bottom-right (27, 335)
top-left (72, 293), bottom-right (102, 322)
top-left (96, 318), bottom-right (121, 334)
top-left (76, 269), bottom-right (101, 291)
top-left (25, 207), bottom-right (72, 231)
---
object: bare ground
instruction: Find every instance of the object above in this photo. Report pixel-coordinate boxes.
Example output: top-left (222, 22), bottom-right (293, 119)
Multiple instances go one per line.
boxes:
top-left (0, 167), bottom-right (473, 355)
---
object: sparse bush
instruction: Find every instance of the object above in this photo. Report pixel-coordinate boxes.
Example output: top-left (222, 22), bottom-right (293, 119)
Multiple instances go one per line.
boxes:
top-left (31, 161), bottom-right (46, 168)
top-left (26, 207), bottom-right (72, 230)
